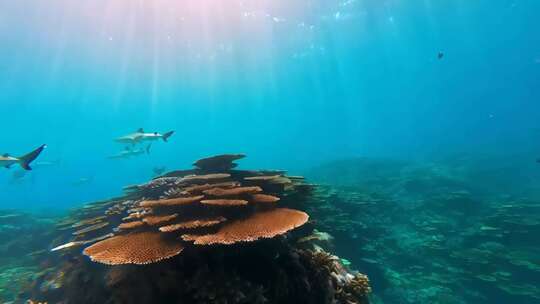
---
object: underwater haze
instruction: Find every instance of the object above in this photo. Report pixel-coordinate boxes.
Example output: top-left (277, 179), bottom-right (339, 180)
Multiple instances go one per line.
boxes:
top-left (1, 1), bottom-right (540, 303)
top-left (1, 0), bottom-right (539, 209)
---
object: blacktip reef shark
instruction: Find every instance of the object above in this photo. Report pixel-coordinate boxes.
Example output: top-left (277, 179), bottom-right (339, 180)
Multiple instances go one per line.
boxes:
top-left (108, 144), bottom-right (152, 160)
top-left (0, 144), bottom-right (47, 170)
top-left (115, 128), bottom-right (174, 145)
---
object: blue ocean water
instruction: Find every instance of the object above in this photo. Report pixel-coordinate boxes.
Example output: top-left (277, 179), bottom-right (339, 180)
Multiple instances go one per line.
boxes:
top-left (1, 2), bottom-right (540, 303)
top-left (1, 1), bottom-right (539, 210)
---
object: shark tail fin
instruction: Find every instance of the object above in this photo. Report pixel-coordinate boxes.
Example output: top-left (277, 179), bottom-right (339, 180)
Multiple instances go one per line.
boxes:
top-left (146, 144), bottom-right (152, 154)
top-left (18, 144), bottom-right (47, 171)
top-left (162, 131), bottom-right (174, 142)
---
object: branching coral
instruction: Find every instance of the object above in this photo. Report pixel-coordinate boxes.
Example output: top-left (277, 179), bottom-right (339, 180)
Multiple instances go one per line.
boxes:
top-left (294, 249), bottom-right (371, 304)
top-left (347, 274), bottom-right (372, 298)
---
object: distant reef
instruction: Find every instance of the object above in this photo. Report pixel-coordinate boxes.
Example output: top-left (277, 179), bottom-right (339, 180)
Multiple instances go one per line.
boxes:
top-left (303, 156), bottom-right (540, 303)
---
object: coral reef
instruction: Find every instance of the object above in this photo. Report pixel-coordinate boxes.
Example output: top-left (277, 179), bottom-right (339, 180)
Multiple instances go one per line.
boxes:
top-left (20, 154), bottom-right (370, 304)
top-left (25, 244), bottom-right (369, 304)
top-left (305, 157), bottom-right (540, 304)
top-left (0, 210), bottom-right (58, 302)
top-left (51, 154), bottom-right (313, 265)
top-left (7, 155), bottom-right (539, 303)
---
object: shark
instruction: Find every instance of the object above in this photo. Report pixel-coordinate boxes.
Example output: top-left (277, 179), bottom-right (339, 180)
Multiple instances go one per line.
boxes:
top-left (115, 128), bottom-right (174, 145)
top-left (109, 144), bottom-right (152, 160)
top-left (0, 144), bottom-right (47, 170)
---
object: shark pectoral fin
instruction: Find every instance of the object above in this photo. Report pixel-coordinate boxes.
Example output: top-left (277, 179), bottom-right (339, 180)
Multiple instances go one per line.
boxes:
top-left (5, 164), bottom-right (12, 169)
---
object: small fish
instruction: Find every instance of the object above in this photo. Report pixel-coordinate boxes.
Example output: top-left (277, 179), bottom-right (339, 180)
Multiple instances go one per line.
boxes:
top-left (0, 144), bottom-right (47, 170)
top-left (536, 158), bottom-right (540, 164)
top-left (115, 128), bottom-right (174, 145)
top-left (51, 233), bottom-right (114, 252)
top-left (109, 144), bottom-right (152, 160)
top-left (438, 52), bottom-right (444, 60)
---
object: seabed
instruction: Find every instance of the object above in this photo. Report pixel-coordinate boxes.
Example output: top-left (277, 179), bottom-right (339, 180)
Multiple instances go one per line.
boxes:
top-left (1, 155), bottom-right (539, 303)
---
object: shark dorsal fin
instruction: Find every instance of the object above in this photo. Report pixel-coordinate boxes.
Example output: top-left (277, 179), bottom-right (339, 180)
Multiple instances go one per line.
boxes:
top-left (137, 128), bottom-right (144, 133)
top-left (2, 153), bottom-right (9, 157)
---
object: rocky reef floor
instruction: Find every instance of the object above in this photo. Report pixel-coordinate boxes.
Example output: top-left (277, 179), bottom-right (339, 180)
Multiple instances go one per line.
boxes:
top-left (4, 154), bottom-right (371, 304)
top-left (2, 155), bottom-right (539, 303)
top-left (305, 156), bottom-right (540, 303)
